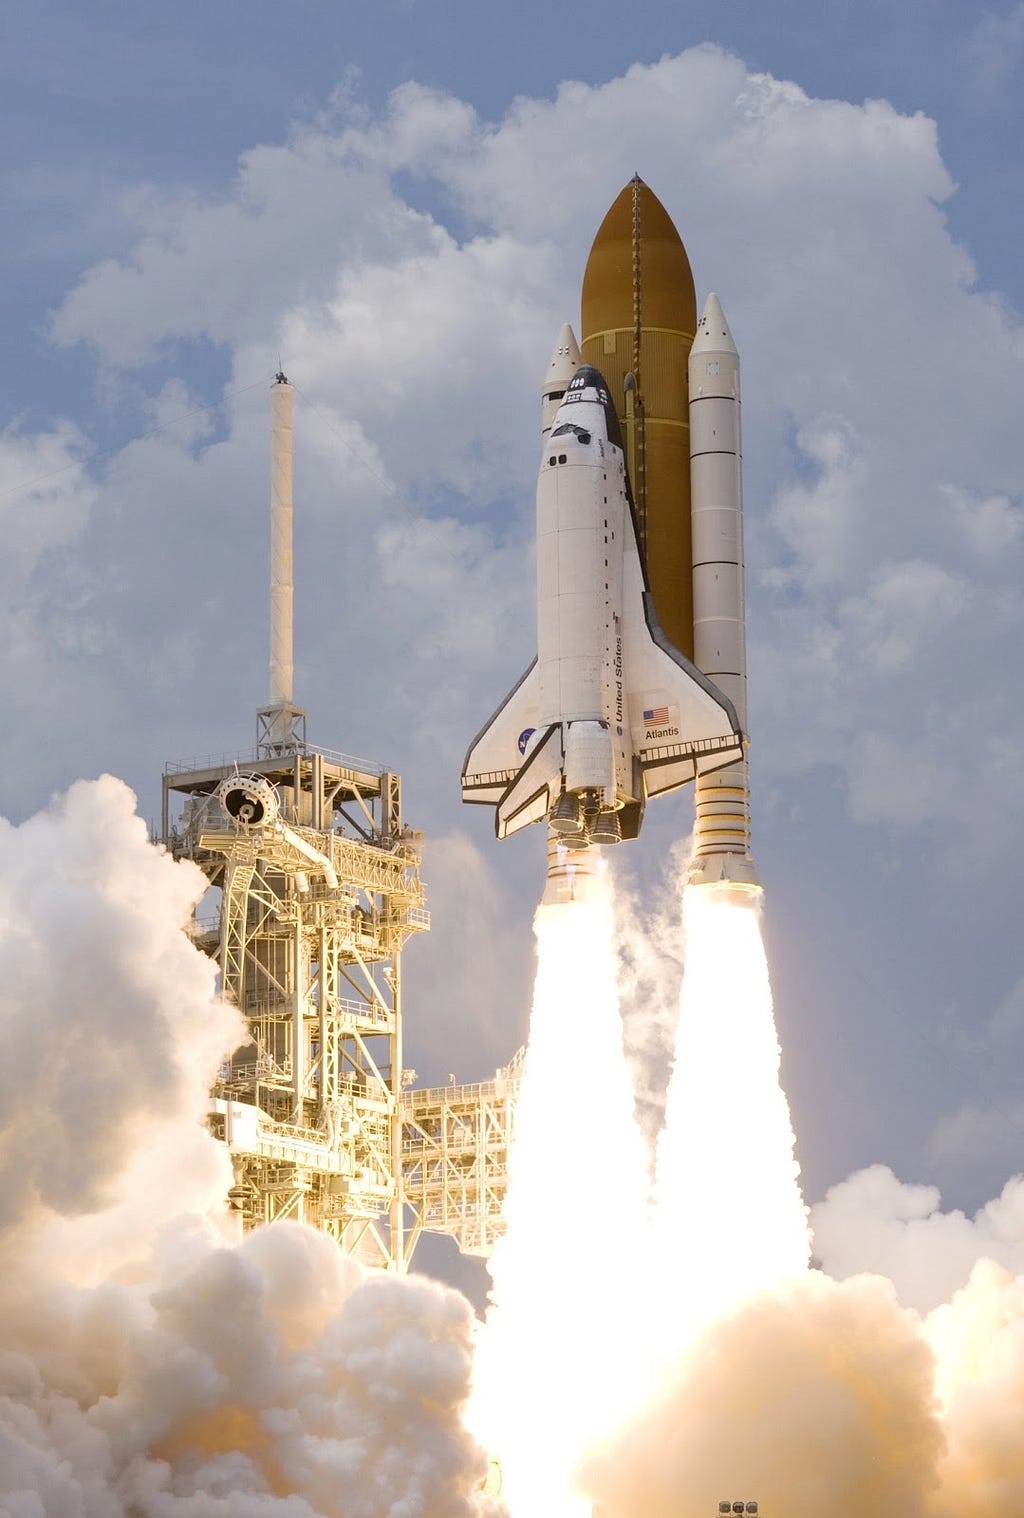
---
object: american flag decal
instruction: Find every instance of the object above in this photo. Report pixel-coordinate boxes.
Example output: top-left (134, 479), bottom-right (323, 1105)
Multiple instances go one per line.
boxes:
top-left (644, 705), bottom-right (670, 724)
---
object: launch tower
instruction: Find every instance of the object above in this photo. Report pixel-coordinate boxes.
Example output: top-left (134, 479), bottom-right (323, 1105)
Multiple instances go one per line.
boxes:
top-left (162, 374), bottom-right (519, 1268)
top-left (161, 374), bottom-right (434, 1267)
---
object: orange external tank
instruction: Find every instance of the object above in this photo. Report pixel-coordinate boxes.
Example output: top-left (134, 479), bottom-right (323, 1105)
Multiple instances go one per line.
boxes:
top-left (580, 176), bottom-right (697, 659)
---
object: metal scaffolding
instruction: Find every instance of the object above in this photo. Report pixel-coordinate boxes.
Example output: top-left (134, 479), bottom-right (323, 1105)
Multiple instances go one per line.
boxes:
top-left (158, 372), bottom-right (519, 1271)
top-left (163, 743), bottom-right (430, 1269)
top-left (401, 1051), bottom-right (523, 1258)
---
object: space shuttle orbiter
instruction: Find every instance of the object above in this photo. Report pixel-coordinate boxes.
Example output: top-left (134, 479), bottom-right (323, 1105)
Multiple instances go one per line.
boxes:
top-left (461, 363), bottom-right (743, 849)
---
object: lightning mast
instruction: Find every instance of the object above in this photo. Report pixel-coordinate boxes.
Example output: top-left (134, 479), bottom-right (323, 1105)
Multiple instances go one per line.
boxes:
top-left (260, 373), bottom-right (305, 754)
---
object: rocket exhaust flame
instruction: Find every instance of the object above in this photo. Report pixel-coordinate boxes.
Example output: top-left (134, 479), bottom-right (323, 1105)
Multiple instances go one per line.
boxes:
top-left (470, 866), bottom-right (651, 1518)
top-left (651, 885), bottom-right (811, 1352)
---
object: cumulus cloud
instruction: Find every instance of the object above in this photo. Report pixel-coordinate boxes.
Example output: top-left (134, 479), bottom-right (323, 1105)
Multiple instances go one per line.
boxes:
top-left (965, 4), bottom-right (1024, 103)
top-left (811, 1163), bottom-right (1024, 1312)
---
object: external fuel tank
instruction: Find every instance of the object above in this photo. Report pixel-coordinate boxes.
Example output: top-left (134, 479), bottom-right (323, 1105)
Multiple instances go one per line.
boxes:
top-left (580, 176), bottom-right (697, 658)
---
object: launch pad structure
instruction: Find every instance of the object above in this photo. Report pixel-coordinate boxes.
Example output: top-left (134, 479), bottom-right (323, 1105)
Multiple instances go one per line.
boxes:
top-left (160, 176), bottom-right (754, 1274)
top-left (161, 373), bottom-right (518, 1271)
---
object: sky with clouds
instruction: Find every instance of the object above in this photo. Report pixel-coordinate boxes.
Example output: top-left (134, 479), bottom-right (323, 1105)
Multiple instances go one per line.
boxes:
top-left (2, 0), bottom-right (1023, 1277)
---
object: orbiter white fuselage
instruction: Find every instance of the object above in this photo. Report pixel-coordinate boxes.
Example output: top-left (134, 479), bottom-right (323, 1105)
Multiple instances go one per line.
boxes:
top-left (462, 365), bottom-right (743, 848)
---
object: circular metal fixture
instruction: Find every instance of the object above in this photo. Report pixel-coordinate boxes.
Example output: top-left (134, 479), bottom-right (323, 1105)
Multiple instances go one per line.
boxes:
top-left (216, 775), bottom-right (279, 829)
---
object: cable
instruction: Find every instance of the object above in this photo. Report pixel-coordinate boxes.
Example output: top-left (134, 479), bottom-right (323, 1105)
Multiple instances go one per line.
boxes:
top-left (289, 381), bottom-right (395, 496)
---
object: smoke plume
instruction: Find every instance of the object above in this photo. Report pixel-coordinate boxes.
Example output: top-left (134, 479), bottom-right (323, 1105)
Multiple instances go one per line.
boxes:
top-left (6, 778), bottom-right (1024, 1518)
top-left (471, 868), bottom-right (651, 1518)
top-left (584, 866), bottom-right (1024, 1518)
top-left (0, 778), bottom-right (493, 1518)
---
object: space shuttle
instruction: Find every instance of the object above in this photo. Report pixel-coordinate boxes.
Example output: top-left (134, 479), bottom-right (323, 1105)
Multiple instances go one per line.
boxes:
top-left (461, 362), bottom-right (743, 849)
top-left (462, 177), bottom-right (759, 895)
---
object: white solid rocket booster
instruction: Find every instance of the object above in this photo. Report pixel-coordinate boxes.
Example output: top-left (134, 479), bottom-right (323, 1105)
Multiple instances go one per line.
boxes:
top-left (688, 294), bottom-right (759, 890)
top-left (269, 371), bottom-right (294, 746)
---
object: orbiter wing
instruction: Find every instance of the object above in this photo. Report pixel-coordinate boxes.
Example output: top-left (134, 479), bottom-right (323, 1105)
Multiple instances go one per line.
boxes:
top-left (620, 534), bottom-right (745, 798)
top-left (461, 660), bottom-right (542, 807)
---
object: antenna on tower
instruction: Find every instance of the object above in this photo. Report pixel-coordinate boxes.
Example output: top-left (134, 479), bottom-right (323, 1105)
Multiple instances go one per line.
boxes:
top-left (257, 370), bottom-right (306, 755)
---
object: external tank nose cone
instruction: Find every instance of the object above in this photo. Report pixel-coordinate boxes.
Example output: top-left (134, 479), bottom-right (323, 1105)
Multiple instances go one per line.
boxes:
top-left (579, 176), bottom-right (698, 659)
top-left (581, 176), bottom-right (696, 337)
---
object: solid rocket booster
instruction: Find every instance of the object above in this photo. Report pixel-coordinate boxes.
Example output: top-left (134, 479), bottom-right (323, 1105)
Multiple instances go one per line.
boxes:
top-left (688, 295), bottom-right (757, 888)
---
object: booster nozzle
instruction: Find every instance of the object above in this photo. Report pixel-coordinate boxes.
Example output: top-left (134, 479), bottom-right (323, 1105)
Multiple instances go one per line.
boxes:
top-left (541, 829), bottom-right (602, 906)
top-left (687, 850), bottom-right (761, 901)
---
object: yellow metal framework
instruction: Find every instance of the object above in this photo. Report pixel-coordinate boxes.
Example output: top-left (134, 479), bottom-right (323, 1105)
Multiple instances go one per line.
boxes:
top-left (163, 743), bottom-right (428, 1269)
top-left (401, 1052), bottom-right (523, 1258)
top-left (164, 742), bottom-right (519, 1269)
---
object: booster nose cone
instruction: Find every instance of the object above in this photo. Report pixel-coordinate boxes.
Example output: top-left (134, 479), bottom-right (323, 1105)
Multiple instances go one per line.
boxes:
top-left (542, 323), bottom-right (582, 392)
top-left (692, 291), bottom-right (738, 357)
top-left (541, 323), bottom-right (582, 440)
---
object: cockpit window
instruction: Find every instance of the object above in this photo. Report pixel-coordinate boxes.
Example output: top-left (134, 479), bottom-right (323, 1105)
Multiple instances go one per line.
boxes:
top-left (552, 423), bottom-right (593, 444)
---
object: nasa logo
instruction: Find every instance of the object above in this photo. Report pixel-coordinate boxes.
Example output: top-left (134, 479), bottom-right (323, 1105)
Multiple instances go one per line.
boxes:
top-left (517, 728), bottom-right (536, 755)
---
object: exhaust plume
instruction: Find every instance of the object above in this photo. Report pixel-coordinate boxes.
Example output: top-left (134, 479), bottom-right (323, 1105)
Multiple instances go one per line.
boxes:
top-left (470, 864), bottom-right (651, 1518)
top-left (651, 885), bottom-right (811, 1350)
top-left (592, 863), bottom-right (1024, 1518)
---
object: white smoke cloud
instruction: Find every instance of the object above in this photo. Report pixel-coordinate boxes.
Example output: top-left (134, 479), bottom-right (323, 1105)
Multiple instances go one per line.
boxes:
top-left (0, 774), bottom-right (236, 1256)
top-left (586, 1271), bottom-right (942, 1518)
top-left (0, 779), bottom-right (497, 1517)
top-left (1, 1224), bottom-right (489, 1518)
top-left (811, 1163), bottom-right (1024, 1312)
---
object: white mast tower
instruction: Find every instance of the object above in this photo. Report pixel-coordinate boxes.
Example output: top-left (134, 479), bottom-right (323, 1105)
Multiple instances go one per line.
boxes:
top-left (260, 372), bottom-right (305, 755)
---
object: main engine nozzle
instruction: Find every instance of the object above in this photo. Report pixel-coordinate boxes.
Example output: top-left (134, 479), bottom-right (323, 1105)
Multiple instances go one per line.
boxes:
top-left (550, 791), bottom-right (585, 835)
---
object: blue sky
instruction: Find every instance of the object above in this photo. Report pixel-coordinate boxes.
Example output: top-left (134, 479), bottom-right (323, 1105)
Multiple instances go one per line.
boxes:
top-left (2, 0), bottom-right (1024, 1281)
top-left (5, 0), bottom-right (1023, 425)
